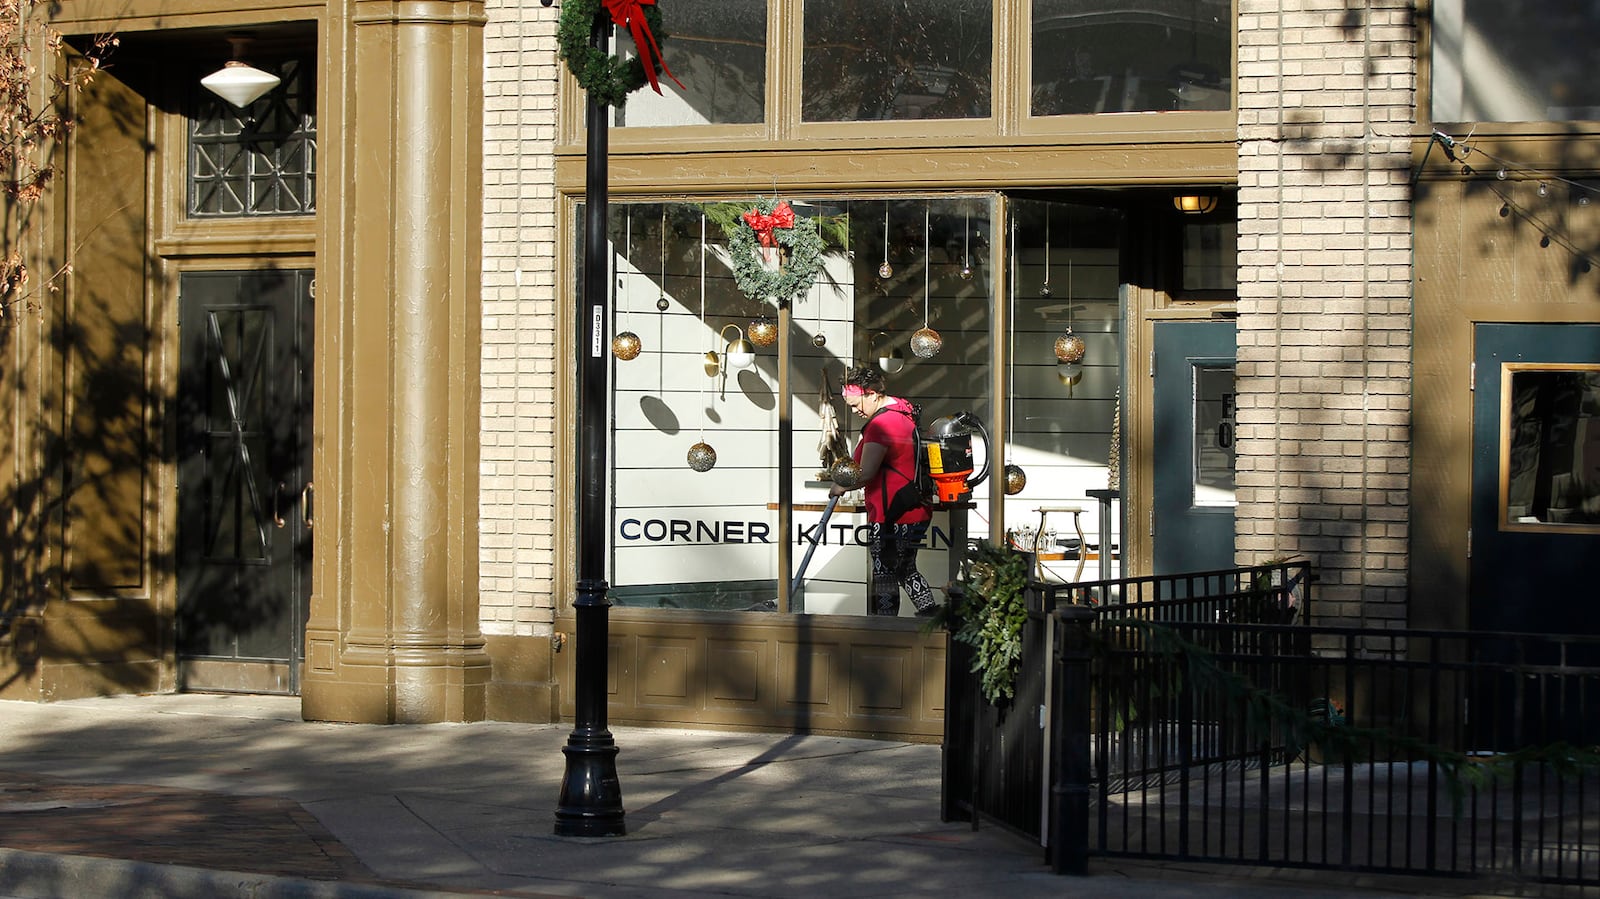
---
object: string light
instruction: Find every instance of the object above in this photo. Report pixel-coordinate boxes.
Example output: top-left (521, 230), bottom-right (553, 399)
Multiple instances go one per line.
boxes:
top-left (1431, 130), bottom-right (1600, 273)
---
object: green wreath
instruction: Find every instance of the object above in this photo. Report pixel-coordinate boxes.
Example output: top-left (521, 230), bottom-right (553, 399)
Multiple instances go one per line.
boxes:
top-left (723, 198), bottom-right (826, 307)
top-left (556, 0), bottom-right (668, 108)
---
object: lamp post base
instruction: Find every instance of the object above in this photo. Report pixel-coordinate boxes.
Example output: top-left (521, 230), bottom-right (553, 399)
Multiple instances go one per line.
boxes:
top-left (554, 727), bottom-right (625, 837)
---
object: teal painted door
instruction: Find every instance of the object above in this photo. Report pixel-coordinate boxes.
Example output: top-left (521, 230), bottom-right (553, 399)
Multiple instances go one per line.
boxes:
top-left (1152, 321), bottom-right (1237, 575)
top-left (1471, 324), bottom-right (1600, 636)
top-left (176, 270), bottom-right (313, 694)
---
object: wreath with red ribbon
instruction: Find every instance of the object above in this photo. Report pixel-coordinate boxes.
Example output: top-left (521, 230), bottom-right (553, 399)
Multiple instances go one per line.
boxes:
top-left (557, 0), bottom-right (683, 108)
top-left (723, 198), bottom-right (826, 307)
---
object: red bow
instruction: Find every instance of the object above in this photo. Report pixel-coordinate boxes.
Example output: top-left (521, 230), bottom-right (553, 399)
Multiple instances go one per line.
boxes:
top-left (603, 0), bottom-right (685, 95)
top-left (742, 201), bottom-right (796, 248)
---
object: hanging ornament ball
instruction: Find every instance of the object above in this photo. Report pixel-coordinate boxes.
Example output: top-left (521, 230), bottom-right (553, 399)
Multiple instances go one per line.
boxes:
top-left (1003, 464), bottom-right (1028, 496)
top-left (830, 459), bottom-right (865, 489)
top-left (1057, 361), bottom-right (1084, 387)
top-left (960, 264), bottom-right (975, 281)
top-left (878, 261), bottom-right (894, 279)
top-left (1054, 331), bottom-right (1087, 363)
top-left (811, 333), bottom-right (827, 347)
top-left (687, 441), bottom-right (718, 472)
top-left (656, 295), bottom-right (670, 312)
top-left (910, 327), bottom-right (943, 358)
top-left (1039, 284), bottom-right (1052, 298)
top-left (611, 331), bottom-right (642, 361)
top-left (748, 315), bottom-right (779, 347)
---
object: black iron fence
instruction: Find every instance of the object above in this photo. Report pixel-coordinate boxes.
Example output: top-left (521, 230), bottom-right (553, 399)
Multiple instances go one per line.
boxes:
top-left (942, 560), bottom-right (1309, 844)
top-left (945, 561), bottom-right (1600, 887)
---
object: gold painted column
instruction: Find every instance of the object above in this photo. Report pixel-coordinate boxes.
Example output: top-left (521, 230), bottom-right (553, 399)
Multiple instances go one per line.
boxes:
top-left (303, 0), bottom-right (491, 723)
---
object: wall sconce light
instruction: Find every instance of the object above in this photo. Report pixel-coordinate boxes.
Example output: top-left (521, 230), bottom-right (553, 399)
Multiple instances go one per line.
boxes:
top-left (719, 324), bottom-right (756, 371)
top-left (201, 38), bottom-right (281, 108)
top-left (1172, 194), bottom-right (1219, 215)
top-left (869, 331), bottom-right (905, 374)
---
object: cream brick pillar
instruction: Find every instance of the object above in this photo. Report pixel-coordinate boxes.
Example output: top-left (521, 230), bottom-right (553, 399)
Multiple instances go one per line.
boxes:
top-left (303, 0), bottom-right (492, 723)
top-left (1235, 0), bottom-right (1416, 627)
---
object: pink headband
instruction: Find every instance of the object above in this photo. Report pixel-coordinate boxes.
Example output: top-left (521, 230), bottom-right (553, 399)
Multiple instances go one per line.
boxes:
top-left (841, 385), bottom-right (866, 398)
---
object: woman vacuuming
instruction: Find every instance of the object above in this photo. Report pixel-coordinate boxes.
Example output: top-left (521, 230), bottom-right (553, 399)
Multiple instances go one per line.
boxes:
top-left (829, 365), bottom-right (938, 616)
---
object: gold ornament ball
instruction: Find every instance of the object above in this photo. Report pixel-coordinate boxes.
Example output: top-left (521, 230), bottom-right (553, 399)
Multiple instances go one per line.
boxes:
top-left (960, 264), bottom-right (974, 281)
top-left (829, 459), bottom-right (864, 489)
top-left (1003, 464), bottom-right (1027, 496)
top-left (878, 261), bottom-right (894, 279)
top-left (811, 333), bottom-right (827, 347)
top-left (748, 316), bottom-right (779, 347)
top-left (687, 441), bottom-right (718, 472)
top-left (611, 331), bottom-right (642, 361)
top-left (1054, 331), bottom-right (1086, 363)
top-left (910, 327), bottom-right (943, 358)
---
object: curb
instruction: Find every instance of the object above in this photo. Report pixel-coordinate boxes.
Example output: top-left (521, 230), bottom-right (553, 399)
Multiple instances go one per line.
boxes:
top-left (0, 848), bottom-right (478, 899)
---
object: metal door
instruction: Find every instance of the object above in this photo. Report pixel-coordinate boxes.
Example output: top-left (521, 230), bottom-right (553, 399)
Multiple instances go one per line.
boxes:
top-left (176, 270), bottom-right (313, 694)
top-left (1471, 324), bottom-right (1600, 636)
top-left (1152, 320), bottom-right (1236, 575)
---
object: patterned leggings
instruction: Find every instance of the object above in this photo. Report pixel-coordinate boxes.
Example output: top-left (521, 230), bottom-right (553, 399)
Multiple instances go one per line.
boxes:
top-left (868, 521), bottom-right (936, 616)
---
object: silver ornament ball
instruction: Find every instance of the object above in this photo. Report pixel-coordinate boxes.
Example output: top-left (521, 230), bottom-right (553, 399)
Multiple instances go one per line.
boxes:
top-left (910, 327), bottom-right (943, 358)
top-left (687, 441), bottom-right (718, 472)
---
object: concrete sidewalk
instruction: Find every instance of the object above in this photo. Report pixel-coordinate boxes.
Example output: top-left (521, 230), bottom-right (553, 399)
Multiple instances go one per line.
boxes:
top-left (0, 694), bottom-right (1528, 898)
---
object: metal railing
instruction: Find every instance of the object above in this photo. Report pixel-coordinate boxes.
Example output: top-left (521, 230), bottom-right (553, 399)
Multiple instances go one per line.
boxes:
top-left (1050, 618), bottom-right (1600, 885)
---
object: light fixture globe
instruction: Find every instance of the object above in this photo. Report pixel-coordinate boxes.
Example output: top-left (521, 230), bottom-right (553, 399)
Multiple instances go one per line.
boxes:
top-left (719, 324), bottom-right (756, 370)
top-left (1173, 194), bottom-right (1219, 215)
top-left (1003, 464), bottom-right (1027, 496)
top-left (687, 442), bottom-right (718, 472)
top-left (201, 59), bottom-right (281, 108)
top-left (1054, 330), bottom-right (1086, 363)
top-left (611, 331), bottom-right (642, 360)
top-left (909, 327), bottom-right (943, 358)
top-left (829, 459), bottom-right (865, 489)
top-left (1057, 360), bottom-right (1084, 387)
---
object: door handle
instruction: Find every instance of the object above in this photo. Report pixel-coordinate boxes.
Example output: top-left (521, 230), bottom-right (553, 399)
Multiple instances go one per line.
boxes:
top-left (302, 482), bottom-right (314, 531)
top-left (274, 482), bottom-right (286, 528)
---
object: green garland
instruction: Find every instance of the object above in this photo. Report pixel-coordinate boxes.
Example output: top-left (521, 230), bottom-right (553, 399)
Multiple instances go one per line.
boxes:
top-left (953, 539), bottom-right (1031, 706)
top-left (721, 198), bottom-right (826, 307)
top-left (556, 0), bottom-right (667, 108)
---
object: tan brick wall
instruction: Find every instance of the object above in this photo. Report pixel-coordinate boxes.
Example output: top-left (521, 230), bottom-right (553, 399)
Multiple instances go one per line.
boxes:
top-left (1236, 0), bottom-right (1416, 627)
top-left (480, 2), bottom-right (559, 637)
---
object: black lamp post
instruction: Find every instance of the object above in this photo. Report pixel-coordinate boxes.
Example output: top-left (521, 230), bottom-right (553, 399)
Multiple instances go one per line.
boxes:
top-left (555, 6), bottom-right (626, 838)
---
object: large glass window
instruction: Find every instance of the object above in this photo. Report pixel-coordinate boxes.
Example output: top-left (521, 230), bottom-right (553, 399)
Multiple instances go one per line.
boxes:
top-left (1433, 0), bottom-right (1600, 123)
top-left (189, 59), bottom-right (315, 218)
top-left (1030, 0), bottom-right (1231, 116)
top-left (601, 196), bottom-right (1000, 615)
top-left (612, 0), bottom-right (767, 127)
top-left (802, 0), bottom-right (993, 122)
top-left (1503, 366), bottom-right (1600, 529)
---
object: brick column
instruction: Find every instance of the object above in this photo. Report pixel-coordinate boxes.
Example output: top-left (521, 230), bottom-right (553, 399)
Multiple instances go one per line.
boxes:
top-left (1235, 0), bottom-right (1417, 627)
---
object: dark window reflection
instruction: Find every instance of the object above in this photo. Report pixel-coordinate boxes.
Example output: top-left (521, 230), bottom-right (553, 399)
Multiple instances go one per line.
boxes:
top-left (802, 0), bottom-right (993, 122)
top-left (1031, 0), bottom-right (1230, 116)
top-left (1433, 0), bottom-right (1600, 122)
top-left (1506, 369), bottom-right (1600, 526)
top-left (614, 1), bottom-right (767, 127)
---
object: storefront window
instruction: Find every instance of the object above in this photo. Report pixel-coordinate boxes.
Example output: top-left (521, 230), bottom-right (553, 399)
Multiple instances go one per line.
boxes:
top-left (801, 0), bottom-right (993, 122)
top-left (601, 197), bottom-right (1001, 615)
top-left (611, 0), bottom-right (767, 127)
top-left (1433, 0), bottom-right (1600, 122)
top-left (1030, 0), bottom-right (1231, 116)
top-left (1000, 200), bottom-right (1124, 579)
top-left (1503, 367), bottom-right (1600, 529)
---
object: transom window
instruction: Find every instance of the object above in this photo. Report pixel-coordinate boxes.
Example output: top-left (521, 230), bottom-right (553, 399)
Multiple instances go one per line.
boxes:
top-left (188, 58), bottom-right (316, 218)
